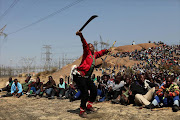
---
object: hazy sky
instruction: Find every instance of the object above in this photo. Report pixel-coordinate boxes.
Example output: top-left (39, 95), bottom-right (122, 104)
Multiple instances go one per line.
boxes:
top-left (0, 0), bottom-right (180, 66)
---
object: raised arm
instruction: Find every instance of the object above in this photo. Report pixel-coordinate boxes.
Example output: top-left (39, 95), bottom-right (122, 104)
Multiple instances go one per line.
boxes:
top-left (95, 49), bottom-right (109, 59)
top-left (76, 31), bottom-right (90, 54)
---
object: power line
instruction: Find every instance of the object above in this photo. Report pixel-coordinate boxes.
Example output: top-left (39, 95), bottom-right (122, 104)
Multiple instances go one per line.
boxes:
top-left (8, 0), bottom-right (85, 35)
top-left (0, 0), bottom-right (20, 22)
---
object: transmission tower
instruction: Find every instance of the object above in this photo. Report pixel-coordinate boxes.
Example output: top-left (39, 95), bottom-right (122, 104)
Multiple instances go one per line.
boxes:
top-left (0, 25), bottom-right (7, 37)
top-left (42, 45), bottom-right (52, 71)
top-left (99, 35), bottom-right (110, 49)
top-left (0, 25), bottom-right (7, 65)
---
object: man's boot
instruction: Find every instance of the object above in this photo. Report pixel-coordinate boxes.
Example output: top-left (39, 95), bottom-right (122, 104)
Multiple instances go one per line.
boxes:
top-left (111, 99), bottom-right (120, 104)
top-left (79, 107), bottom-right (87, 118)
top-left (145, 103), bottom-right (155, 109)
top-left (172, 105), bottom-right (179, 112)
top-left (87, 101), bottom-right (97, 112)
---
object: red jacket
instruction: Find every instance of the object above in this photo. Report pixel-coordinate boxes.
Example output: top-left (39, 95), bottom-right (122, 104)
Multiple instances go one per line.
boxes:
top-left (77, 37), bottom-right (108, 76)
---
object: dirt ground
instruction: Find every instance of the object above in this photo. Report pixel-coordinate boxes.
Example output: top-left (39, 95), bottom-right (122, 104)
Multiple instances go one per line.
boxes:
top-left (0, 95), bottom-right (180, 120)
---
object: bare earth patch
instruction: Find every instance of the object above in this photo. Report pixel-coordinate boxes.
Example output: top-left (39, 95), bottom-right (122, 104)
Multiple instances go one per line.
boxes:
top-left (0, 96), bottom-right (180, 120)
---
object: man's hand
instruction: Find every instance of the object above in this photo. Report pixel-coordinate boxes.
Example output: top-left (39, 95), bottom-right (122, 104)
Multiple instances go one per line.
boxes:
top-left (43, 87), bottom-right (46, 91)
top-left (108, 48), bottom-right (112, 53)
top-left (14, 93), bottom-right (17, 97)
top-left (106, 48), bottom-right (112, 55)
top-left (108, 86), bottom-right (112, 92)
top-left (100, 84), bottom-right (105, 88)
top-left (76, 31), bottom-right (82, 36)
top-left (129, 90), bottom-right (132, 95)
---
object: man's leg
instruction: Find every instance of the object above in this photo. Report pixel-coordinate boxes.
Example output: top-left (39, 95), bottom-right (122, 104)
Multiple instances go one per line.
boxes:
top-left (35, 89), bottom-right (41, 95)
top-left (73, 75), bottom-right (88, 117)
top-left (74, 90), bottom-right (81, 99)
top-left (151, 95), bottom-right (162, 106)
top-left (17, 92), bottom-right (23, 98)
top-left (113, 90), bottom-right (121, 99)
top-left (50, 89), bottom-right (56, 98)
top-left (0, 86), bottom-right (8, 92)
top-left (59, 89), bottom-right (65, 97)
top-left (173, 96), bottom-right (179, 106)
top-left (45, 88), bottom-right (53, 97)
top-left (172, 96), bottom-right (179, 112)
top-left (0, 92), bottom-right (13, 97)
top-left (135, 94), bottom-right (151, 106)
top-left (135, 87), bottom-right (155, 106)
top-left (79, 80), bottom-right (89, 109)
top-left (30, 87), bottom-right (36, 93)
top-left (87, 78), bottom-right (97, 110)
top-left (145, 95), bottom-right (164, 109)
top-left (143, 87), bottom-right (155, 101)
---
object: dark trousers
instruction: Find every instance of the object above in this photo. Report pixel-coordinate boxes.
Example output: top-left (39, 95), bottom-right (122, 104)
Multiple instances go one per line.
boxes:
top-left (73, 75), bottom-right (97, 109)
top-left (113, 90), bottom-right (121, 99)
top-left (1, 92), bottom-right (13, 97)
top-left (59, 89), bottom-right (65, 96)
top-left (1, 86), bottom-right (11, 93)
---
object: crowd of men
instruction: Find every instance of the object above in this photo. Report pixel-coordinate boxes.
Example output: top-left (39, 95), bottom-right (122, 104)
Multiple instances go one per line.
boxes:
top-left (0, 75), bottom-right (68, 99)
top-left (0, 43), bottom-right (179, 112)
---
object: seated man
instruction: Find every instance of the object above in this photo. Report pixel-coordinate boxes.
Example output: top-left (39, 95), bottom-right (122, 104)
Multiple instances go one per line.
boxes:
top-left (130, 74), bottom-right (155, 106)
top-left (28, 77), bottom-right (43, 97)
top-left (68, 82), bottom-right (81, 102)
top-left (22, 76), bottom-right (32, 93)
top-left (0, 77), bottom-right (14, 97)
top-left (105, 75), bottom-right (115, 101)
top-left (111, 75), bottom-right (125, 102)
top-left (112, 76), bottom-right (133, 105)
top-left (57, 77), bottom-right (68, 99)
top-left (11, 79), bottom-right (23, 98)
top-left (0, 77), bottom-right (13, 93)
top-left (145, 76), bottom-right (179, 112)
top-left (43, 76), bottom-right (56, 99)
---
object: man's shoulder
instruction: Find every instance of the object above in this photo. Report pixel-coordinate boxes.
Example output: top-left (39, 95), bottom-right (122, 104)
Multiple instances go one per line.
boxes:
top-left (11, 83), bottom-right (15, 86)
top-left (18, 82), bottom-right (22, 86)
top-left (171, 83), bottom-right (179, 88)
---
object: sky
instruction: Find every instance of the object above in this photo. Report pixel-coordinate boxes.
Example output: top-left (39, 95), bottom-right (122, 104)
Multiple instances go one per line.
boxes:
top-left (0, 0), bottom-right (180, 67)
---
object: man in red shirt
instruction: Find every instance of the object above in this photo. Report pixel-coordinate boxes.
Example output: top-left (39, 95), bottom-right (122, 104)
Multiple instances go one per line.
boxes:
top-left (74, 31), bottom-right (110, 118)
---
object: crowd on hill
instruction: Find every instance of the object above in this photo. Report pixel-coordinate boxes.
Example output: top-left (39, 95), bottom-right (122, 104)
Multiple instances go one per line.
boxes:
top-left (0, 43), bottom-right (179, 112)
top-left (111, 44), bottom-right (179, 68)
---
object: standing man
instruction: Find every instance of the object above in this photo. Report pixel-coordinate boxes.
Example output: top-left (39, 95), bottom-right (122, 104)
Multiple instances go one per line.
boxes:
top-left (73, 31), bottom-right (111, 117)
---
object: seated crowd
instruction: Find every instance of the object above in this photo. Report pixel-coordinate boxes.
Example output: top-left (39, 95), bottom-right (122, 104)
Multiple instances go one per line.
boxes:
top-left (0, 70), bottom-right (179, 112)
top-left (0, 75), bottom-right (68, 99)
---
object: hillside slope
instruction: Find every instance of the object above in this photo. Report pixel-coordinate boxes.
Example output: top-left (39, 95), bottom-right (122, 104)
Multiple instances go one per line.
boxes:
top-left (51, 43), bottom-right (159, 82)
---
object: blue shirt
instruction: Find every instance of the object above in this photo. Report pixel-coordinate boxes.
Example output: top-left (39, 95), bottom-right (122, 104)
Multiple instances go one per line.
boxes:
top-left (58, 82), bottom-right (66, 89)
top-left (11, 82), bottom-right (23, 94)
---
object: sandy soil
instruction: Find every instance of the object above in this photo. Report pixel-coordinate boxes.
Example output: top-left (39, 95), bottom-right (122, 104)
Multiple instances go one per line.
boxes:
top-left (0, 94), bottom-right (180, 120)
